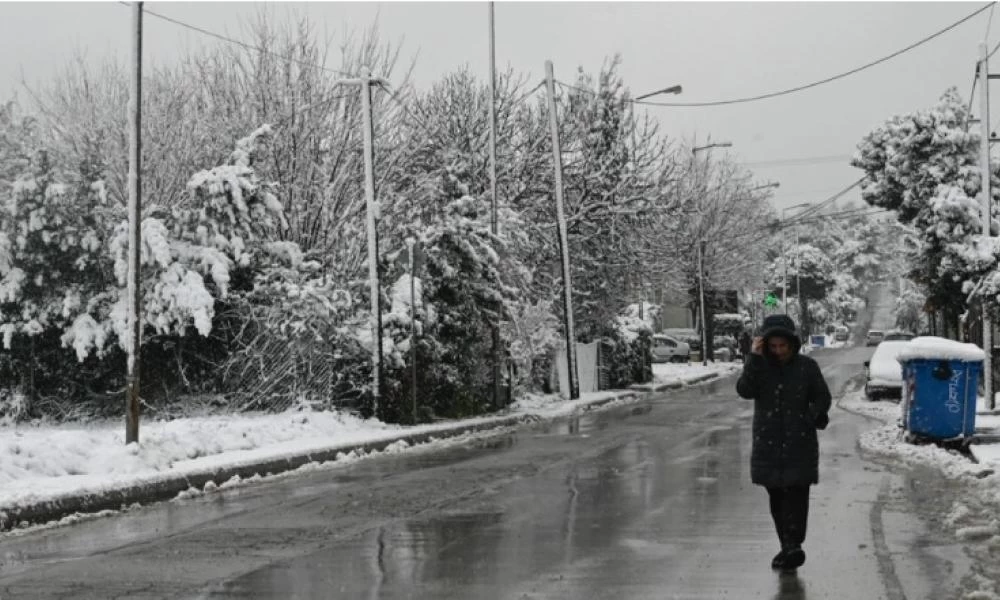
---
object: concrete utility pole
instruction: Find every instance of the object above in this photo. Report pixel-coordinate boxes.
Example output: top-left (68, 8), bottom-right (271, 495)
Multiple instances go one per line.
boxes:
top-left (407, 237), bottom-right (417, 423)
top-left (544, 60), bottom-right (579, 400)
top-left (359, 67), bottom-right (385, 418)
top-left (698, 240), bottom-right (708, 366)
top-left (488, 2), bottom-right (502, 409)
top-left (782, 236), bottom-right (788, 308)
top-left (780, 203), bottom-right (811, 311)
top-left (979, 42), bottom-right (994, 409)
top-left (125, 1), bottom-right (143, 445)
top-left (328, 69), bottom-right (390, 417)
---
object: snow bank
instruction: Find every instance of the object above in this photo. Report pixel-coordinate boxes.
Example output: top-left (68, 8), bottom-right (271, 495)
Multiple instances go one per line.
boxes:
top-left (897, 336), bottom-right (985, 362)
top-left (651, 361), bottom-right (741, 385)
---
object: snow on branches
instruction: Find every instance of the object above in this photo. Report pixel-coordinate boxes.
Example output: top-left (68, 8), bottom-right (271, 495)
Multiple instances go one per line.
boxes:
top-left (853, 88), bottom-right (999, 313)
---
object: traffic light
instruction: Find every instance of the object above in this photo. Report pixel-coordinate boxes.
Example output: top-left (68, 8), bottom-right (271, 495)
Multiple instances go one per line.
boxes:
top-left (764, 293), bottom-right (778, 307)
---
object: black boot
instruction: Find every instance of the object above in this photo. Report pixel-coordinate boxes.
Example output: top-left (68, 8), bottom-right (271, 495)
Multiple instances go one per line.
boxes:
top-left (770, 549), bottom-right (788, 570)
top-left (782, 546), bottom-right (806, 570)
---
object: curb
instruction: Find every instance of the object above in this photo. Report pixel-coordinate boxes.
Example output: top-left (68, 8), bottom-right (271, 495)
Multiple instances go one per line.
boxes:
top-left (0, 415), bottom-right (533, 532)
top-left (1, 390), bottom-right (654, 532)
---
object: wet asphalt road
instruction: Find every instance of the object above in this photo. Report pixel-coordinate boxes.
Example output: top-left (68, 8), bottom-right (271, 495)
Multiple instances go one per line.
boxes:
top-left (0, 345), bottom-right (975, 599)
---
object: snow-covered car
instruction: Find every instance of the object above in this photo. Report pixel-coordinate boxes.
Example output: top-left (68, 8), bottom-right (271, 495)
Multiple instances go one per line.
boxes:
top-left (883, 330), bottom-right (915, 341)
top-left (662, 328), bottom-right (701, 351)
top-left (650, 334), bottom-right (691, 363)
top-left (865, 330), bottom-right (885, 346)
top-left (864, 340), bottom-right (909, 401)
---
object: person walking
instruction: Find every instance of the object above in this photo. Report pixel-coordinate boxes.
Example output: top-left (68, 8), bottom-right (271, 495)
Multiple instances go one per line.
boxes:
top-left (739, 328), bottom-right (752, 363)
top-left (735, 314), bottom-right (832, 571)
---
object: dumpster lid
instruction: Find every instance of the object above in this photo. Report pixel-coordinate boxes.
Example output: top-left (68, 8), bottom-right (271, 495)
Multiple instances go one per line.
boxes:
top-left (897, 336), bottom-right (986, 362)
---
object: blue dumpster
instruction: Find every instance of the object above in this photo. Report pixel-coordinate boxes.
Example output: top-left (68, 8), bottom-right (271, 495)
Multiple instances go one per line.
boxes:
top-left (898, 337), bottom-right (985, 440)
top-left (810, 335), bottom-right (825, 348)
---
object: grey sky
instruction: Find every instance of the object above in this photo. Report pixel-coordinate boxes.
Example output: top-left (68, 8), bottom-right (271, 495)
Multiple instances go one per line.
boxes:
top-left (0, 2), bottom-right (991, 212)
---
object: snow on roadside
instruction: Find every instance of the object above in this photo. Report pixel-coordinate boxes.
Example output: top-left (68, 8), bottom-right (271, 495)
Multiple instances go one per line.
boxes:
top-left (651, 361), bottom-right (741, 385)
top-left (0, 389), bottom-right (643, 517)
top-left (842, 391), bottom-right (983, 480)
top-left (842, 391), bottom-right (1000, 599)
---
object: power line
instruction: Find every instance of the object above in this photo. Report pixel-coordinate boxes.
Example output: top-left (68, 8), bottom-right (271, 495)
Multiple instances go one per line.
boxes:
top-left (743, 154), bottom-right (854, 168)
top-left (509, 80), bottom-right (546, 108)
top-left (967, 66), bottom-right (980, 130)
top-left (124, 2), bottom-right (357, 78)
top-left (629, 2), bottom-right (994, 108)
top-left (788, 205), bottom-right (880, 227)
top-left (776, 207), bottom-right (890, 230)
top-left (270, 92), bottom-right (355, 129)
top-left (988, 1), bottom-right (998, 43)
top-left (782, 178), bottom-right (866, 225)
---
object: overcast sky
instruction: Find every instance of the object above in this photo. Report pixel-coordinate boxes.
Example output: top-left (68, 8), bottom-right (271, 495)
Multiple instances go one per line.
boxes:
top-left (0, 1), bottom-right (992, 212)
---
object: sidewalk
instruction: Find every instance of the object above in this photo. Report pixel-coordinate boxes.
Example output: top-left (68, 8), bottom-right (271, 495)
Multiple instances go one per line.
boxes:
top-left (0, 362), bottom-right (739, 532)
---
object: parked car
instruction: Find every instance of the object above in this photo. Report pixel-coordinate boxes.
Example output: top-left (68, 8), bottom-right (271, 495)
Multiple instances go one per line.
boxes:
top-left (864, 340), bottom-right (909, 401)
top-left (883, 330), bottom-right (915, 341)
top-left (833, 325), bottom-right (850, 342)
top-left (650, 334), bottom-right (691, 363)
top-left (865, 330), bottom-right (885, 347)
top-left (662, 328), bottom-right (701, 352)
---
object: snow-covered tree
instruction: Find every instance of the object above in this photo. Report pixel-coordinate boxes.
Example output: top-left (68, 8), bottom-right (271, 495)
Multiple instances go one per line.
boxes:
top-left (552, 57), bottom-right (673, 340)
top-left (660, 147), bottom-right (773, 343)
top-left (852, 88), bottom-right (995, 329)
top-left (0, 150), bottom-right (119, 412)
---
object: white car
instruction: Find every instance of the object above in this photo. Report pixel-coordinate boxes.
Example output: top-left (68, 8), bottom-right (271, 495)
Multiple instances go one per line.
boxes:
top-left (864, 340), bottom-right (909, 401)
top-left (650, 334), bottom-right (691, 363)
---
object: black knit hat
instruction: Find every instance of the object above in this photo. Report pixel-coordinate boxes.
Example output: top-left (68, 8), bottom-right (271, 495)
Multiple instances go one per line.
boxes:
top-left (760, 314), bottom-right (798, 343)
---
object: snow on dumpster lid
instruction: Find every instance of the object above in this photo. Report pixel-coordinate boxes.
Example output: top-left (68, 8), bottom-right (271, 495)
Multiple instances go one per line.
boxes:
top-left (896, 336), bottom-right (986, 362)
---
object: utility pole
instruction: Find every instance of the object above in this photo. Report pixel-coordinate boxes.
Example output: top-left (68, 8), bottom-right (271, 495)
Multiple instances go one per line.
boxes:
top-left (360, 66), bottom-right (384, 418)
top-left (698, 240), bottom-right (708, 366)
top-left (544, 60), bottom-right (579, 400)
top-left (782, 236), bottom-right (788, 308)
top-left (979, 42), bottom-right (994, 409)
top-left (488, 1), bottom-right (502, 409)
top-left (796, 229), bottom-right (803, 335)
top-left (125, 1), bottom-right (143, 445)
top-left (407, 238), bottom-right (417, 423)
top-left (327, 69), bottom-right (388, 417)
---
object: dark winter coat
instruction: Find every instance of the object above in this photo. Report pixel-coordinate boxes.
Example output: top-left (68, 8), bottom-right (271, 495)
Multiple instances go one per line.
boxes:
top-left (736, 316), bottom-right (832, 488)
top-left (739, 330), bottom-right (752, 356)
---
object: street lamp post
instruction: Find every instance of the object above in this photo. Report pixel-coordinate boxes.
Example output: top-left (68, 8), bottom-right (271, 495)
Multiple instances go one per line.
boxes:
top-left (690, 141), bottom-right (732, 364)
top-left (780, 203), bottom-right (812, 310)
top-left (632, 83), bottom-right (682, 321)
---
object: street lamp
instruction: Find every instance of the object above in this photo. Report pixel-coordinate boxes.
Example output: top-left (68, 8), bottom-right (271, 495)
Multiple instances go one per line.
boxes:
top-left (635, 84), bottom-right (683, 101)
top-left (750, 181), bottom-right (780, 192)
top-left (780, 202), bottom-right (812, 309)
top-left (693, 142), bottom-right (733, 155)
